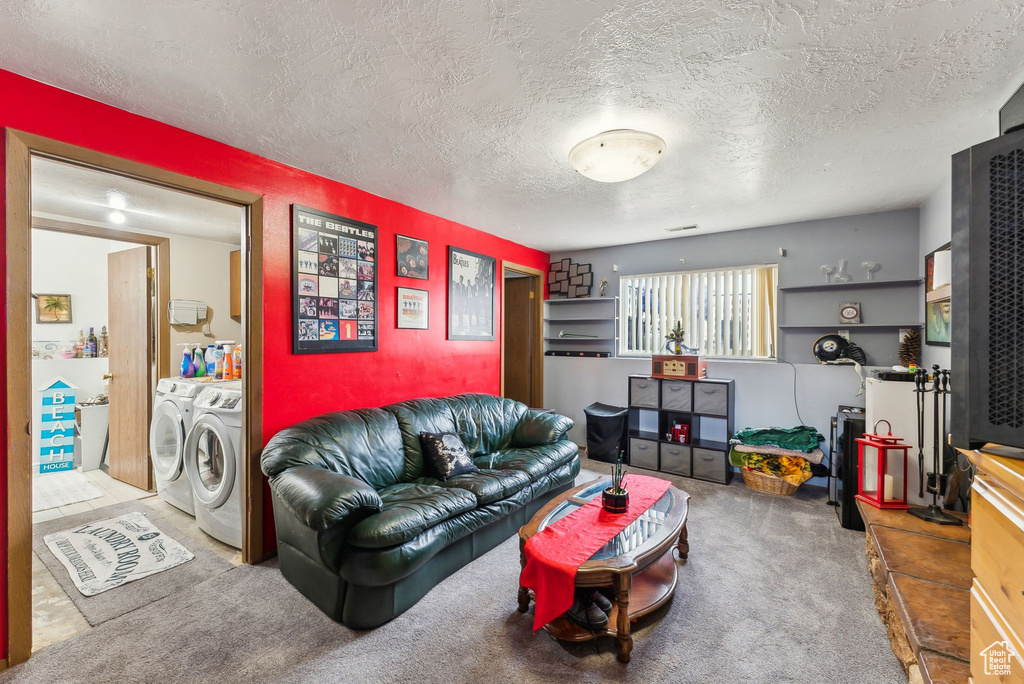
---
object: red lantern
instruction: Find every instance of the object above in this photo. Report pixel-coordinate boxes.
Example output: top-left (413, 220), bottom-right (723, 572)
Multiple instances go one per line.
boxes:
top-left (855, 420), bottom-right (911, 509)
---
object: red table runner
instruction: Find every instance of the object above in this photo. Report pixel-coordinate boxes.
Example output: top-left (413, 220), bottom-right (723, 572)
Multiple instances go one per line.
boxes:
top-left (519, 474), bottom-right (672, 631)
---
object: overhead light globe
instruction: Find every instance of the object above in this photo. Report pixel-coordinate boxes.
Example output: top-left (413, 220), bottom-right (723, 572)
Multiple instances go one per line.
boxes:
top-left (569, 129), bottom-right (666, 183)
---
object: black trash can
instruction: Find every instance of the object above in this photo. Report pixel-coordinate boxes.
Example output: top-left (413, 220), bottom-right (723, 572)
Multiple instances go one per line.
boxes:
top-left (584, 402), bottom-right (629, 463)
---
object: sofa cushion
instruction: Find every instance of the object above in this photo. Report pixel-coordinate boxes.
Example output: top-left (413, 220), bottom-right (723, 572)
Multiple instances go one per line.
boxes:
top-left (384, 398), bottom-right (458, 481)
top-left (419, 432), bottom-right (479, 480)
top-left (347, 483), bottom-right (477, 549)
top-left (414, 468), bottom-right (531, 505)
top-left (261, 407), bottom-right (405, 490)
top-left (445, 394), bottom-right (527, 456)
top-left (474, 441), bottom-right (578, 482)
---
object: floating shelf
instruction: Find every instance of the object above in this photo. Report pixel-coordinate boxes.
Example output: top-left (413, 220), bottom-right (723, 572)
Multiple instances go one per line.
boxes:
top-left (779, 323), bottom-right (922, 330)
top-left (544, 297), bottom-right (616, 304)
top-left (543, 317), bottom-right (615, 323)
top-left (925, 284), bottom-right (951, 303)
top-left (544, 336), bottom-right (614, 341)
top-left (778, 278), bottom-right (923, 292)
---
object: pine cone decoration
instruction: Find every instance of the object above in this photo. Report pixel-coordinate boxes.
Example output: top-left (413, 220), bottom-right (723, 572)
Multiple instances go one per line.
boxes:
top-left (898, 329), bottom-right (921, 367)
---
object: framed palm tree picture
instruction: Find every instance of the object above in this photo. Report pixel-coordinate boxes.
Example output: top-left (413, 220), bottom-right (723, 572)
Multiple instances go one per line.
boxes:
top-left (34, 293), bottom-right (73, 323)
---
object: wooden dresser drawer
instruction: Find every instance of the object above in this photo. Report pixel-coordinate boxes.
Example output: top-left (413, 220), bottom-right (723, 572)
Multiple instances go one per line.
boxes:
top-left (972, 475), bottom-right (1024, 636)
top-left (970, 581), bottom-right (1024, 682)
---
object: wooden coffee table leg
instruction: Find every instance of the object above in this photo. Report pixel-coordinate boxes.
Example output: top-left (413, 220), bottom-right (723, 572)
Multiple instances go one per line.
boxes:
top-left (677, 522), bottom-right (689, 560)
top-left (614, 573), bottom-right (633, 663)
top-left (517, 537), bottom-right (531, 612)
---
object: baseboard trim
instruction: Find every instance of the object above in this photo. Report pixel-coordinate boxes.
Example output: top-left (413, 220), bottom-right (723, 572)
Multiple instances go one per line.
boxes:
top-left (0, 657), bottom-right (8, 671)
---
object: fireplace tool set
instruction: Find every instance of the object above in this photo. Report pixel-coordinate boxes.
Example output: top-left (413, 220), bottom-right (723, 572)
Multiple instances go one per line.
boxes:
top-left (908, 365), bottom-right (962, 526)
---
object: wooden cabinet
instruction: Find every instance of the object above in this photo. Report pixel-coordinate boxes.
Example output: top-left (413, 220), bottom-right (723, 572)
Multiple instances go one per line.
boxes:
top-left (229, 249), bottom-right (242, 320)
top-left (967, 449), bottom-right (1024, 682)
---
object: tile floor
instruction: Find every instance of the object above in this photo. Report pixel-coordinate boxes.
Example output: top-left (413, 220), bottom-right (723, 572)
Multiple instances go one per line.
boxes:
top-left (32, 469), bottom-right (242, 653)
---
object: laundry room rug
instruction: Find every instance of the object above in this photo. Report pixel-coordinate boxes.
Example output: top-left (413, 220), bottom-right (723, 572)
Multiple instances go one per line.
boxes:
top-left (32, 470), bottom-right (104, 512)
top-left (33, 502), bottom-right (233, 626)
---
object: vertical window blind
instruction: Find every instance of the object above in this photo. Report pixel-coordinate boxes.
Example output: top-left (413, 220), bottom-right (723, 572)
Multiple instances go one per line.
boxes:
top-left (619, 265), bottom-right (778, 358)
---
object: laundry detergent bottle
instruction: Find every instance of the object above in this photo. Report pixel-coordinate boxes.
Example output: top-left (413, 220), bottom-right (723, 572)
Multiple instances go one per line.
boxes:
top-left (180, 345), bottom-right (195, 378)
top-left (205, 344), bottom-right (217, 376)
top-left (232, 345), bottom-right (243, 380)
top-left (193, 345), bottom-right (206, 377)
top-left (220, 340), bottom-right (236, 380)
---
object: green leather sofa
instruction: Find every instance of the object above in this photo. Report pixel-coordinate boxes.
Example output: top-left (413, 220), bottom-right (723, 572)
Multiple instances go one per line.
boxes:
top-left (261, 393), bottom-right (579, 628)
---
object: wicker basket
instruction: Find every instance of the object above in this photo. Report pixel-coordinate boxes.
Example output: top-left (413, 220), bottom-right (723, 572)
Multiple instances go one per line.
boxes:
top-left (740, 467), bottom-right (799, 496)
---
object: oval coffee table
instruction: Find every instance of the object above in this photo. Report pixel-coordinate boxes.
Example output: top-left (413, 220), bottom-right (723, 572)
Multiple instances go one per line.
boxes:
top-left (518, 477), bottom-right (690, 663)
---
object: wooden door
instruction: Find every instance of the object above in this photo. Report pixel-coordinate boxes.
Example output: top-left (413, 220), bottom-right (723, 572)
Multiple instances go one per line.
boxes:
top-left (107, 247), bottom-right (153, 490)
top-left (503, 276), bottom-right (534, 405)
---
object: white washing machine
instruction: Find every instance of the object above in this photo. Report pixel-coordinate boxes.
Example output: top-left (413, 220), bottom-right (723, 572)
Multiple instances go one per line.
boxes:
top-left (149, 377), bottom-right (204, 515)
top-left (184, 381), bottom-right (243, 549)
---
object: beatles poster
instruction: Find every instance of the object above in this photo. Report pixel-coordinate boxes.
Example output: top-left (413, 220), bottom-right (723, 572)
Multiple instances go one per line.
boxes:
top-left (448, 246), bottom-right (495, 340)
top-left (293, 205), bottom-right (378, 353)
top-left (397, 287), bottom-right (429, 329)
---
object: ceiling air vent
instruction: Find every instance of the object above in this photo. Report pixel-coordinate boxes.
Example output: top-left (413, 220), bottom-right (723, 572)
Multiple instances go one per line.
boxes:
top-left (666, 225), bottom-right (699, 233)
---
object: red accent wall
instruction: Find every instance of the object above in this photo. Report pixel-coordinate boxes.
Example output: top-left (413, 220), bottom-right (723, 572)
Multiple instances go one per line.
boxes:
top-left (0, 69), bottom-right (549, 657)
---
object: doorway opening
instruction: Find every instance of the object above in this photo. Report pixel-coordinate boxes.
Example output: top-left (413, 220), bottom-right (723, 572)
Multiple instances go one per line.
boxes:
top-left (501, 262), bottom-right (543, 408)
top-left (6, 130), bottom-right (264, 665)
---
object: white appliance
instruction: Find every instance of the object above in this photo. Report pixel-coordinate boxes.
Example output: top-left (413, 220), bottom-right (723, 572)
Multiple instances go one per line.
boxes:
top-left (865, 377), bottom-right (939, 506)
top-left (184, 381), bottom-right (243, 548)
top-left (149, 378), bottom-right (204, 515)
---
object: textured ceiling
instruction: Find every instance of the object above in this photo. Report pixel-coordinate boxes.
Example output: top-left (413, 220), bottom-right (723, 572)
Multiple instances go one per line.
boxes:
top-left (32, 157), bottom-right (244, 244)
top-left (3, 1), bottom-right (1024, 251)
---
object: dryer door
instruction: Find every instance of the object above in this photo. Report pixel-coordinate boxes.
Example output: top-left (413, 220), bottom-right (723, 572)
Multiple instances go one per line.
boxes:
top-left (184, 414), bottom-right (235, 509)
top-left (150, 400), bottom-right (186, 482)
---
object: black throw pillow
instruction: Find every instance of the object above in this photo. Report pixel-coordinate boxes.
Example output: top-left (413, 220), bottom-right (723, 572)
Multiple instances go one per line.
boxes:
top-left (419, 431), bottom-right (479, 481)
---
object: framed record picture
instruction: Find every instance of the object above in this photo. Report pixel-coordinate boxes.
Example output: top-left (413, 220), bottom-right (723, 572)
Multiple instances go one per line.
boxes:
top-left (448, 246), bottom-right (495, 340)
top-left (292, 204), bottom-right (378, 353)
top-left (396, 234), bottom-right (428, 279)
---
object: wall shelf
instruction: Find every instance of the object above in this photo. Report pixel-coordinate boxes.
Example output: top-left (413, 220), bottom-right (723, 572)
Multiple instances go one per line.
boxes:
top-left (545, 297), bottom-right (616, 304)
top-left (778, 323), bottom-right (922, 330)
top-left (543, 297), bottom-right (618, 357)
top-left (543, 317), bottom-right (615, 323)
top-left (778, 278), bottom-right (923, 292)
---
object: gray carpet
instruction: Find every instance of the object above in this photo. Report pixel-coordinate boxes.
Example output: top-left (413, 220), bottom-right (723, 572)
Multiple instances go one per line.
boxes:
top-left (33, 501), bottom-right (233, 626)
top-left (7, 459), bottom-right (904, 683)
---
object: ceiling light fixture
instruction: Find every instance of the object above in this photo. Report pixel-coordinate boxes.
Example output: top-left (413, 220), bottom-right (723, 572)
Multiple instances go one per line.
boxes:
top-left (109, 210), bottom-right (126, 224)
top-left (106, 190), bottom-right (128, 210)
top-left (569, 129), bottom-right (666, 183)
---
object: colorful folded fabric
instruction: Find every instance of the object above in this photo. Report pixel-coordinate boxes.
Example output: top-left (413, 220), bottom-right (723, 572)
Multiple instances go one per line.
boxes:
top-left (731, 426), bottom-right (824, 453)
top-left (729, 450), bottom-right (812, 486)
top-left (731, 443), bottom-right (825, 464)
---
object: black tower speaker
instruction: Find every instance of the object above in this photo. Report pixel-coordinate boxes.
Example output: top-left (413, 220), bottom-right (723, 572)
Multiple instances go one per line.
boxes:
top-left (951, 127), bottom-right (1024, 454)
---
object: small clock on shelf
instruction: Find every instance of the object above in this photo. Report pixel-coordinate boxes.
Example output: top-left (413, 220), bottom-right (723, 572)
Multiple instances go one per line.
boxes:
top-left (839, 302), bottom-right (861, 324)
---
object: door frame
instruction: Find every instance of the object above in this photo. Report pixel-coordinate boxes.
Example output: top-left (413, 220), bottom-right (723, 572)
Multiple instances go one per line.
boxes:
top-left (35, 218), bottom-right (172, 486)
top-left (499, 261), bottom-right (544, 408)
top-left (5, 129), bottom-right (265, 665)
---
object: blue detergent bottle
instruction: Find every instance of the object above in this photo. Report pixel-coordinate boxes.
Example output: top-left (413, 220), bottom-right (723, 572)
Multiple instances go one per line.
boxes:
top-left (180, 344), bottom-right (195, 378)
top-left (205, 344), bottom-right (217, 376)
top-left (193, 345), bottom-right (206, 377)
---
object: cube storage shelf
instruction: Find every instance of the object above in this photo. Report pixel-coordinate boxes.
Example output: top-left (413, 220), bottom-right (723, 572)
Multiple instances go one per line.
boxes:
top-left (626, 375), bottom-right (735, 485)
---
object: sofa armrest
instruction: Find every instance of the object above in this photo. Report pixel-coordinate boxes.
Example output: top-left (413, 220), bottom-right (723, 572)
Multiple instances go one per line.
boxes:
top-left (511, 410), bottom-right (574, 447)
top-left (269, 466), bottom-right (383, 533)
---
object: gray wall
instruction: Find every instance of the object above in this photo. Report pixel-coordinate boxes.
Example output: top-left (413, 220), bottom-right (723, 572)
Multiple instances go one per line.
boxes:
top-left (546, 209), bottom-right (921, 485)
top-left (918, 176), bottom-right (953, 370)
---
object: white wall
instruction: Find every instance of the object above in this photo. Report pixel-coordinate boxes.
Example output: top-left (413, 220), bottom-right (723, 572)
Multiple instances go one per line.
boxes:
top-left (143, 235), bottom-right (241, 373)
top-left (918, 176), bottom-right (953, 370)
top-left (31, 231), bottom-right (113, 467)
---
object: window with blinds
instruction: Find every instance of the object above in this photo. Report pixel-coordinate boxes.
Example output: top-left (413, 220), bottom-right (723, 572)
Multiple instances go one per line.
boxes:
top-left (618, 265), bottom-right (778, 358)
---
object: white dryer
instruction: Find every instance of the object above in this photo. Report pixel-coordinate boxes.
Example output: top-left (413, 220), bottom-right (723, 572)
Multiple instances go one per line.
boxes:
top-left (184, 381), bottom-right (243, 549)
top-left (149, 377), bottom-right (204, 515)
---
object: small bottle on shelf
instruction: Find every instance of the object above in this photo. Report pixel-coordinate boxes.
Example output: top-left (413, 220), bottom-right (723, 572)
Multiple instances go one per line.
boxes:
top-left (98, 325), bottom-right (109, 358)
top-left (84, 327), bottom-right (97, 358)
top-left (75, 329), bottom-right (85, 358)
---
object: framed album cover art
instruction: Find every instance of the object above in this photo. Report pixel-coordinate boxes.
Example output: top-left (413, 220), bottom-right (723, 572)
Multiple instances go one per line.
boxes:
top-left (397, 287), bottom-right (429, 329)
top-left (448, 246), bottom-right (495, 340)
top-left (292, 204), bottom-right (378, 353)
top-left (397, 234), bottom-right (428, 279)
